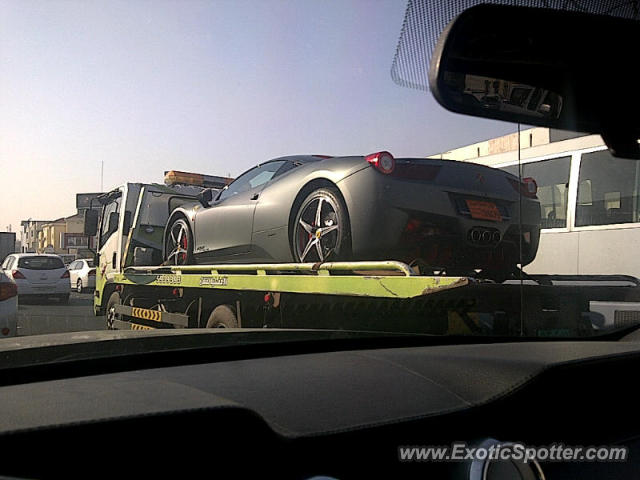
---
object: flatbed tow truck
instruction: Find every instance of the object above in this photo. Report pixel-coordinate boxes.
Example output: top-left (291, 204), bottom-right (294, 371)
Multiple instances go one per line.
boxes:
top-left (85, 172), bottom-right (640, 337)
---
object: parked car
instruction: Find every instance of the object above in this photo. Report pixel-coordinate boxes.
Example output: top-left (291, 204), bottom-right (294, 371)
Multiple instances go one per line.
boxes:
top-left (58, 254), bottom-right (77, 266)
top-left (67, 258), bottom-right (96, 293)
top-left (1, 254), bottom-right (71, 304)
top-left (0, 270), bottom-right (18, 338)
top-left (163, 152), bottom-right (541, 277)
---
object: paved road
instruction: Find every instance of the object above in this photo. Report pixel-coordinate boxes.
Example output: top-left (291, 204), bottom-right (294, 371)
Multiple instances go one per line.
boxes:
top-left (17, 292), bottom-right (106, 336)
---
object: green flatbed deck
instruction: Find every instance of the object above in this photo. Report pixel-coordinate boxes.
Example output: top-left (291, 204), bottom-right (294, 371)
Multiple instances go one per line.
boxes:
top-left (115, 261), bottom-right (471, 299)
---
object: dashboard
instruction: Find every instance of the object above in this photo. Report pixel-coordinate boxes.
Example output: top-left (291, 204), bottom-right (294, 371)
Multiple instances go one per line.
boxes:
top-left (1, 334), bottom-right (640, 478)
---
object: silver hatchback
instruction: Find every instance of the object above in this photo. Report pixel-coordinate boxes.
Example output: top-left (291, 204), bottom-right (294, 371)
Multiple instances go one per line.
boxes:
top-left (1, 254), bottom-right (71, 304)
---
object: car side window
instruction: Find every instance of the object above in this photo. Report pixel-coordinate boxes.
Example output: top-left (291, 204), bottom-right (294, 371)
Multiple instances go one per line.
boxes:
top-left (273, 160), bottom-right (298, 178)
top-left (218, 160), bottom-right (287, 202)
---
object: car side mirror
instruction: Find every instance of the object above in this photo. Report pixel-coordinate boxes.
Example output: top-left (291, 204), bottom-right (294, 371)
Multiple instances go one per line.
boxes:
top-left (197, 189), bottom-right (214, 207)
top-left (84, 209), bottom-right (99, 236)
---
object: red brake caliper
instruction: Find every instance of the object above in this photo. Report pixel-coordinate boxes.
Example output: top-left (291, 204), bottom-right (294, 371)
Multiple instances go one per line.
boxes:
top-left (181, 233), bottom-right (187, 262)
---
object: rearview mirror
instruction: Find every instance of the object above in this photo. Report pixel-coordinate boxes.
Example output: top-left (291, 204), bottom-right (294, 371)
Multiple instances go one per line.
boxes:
top-left (84, 209), bottom-right (99, 236)
top-left (429, 4), bottom-right (640, 158)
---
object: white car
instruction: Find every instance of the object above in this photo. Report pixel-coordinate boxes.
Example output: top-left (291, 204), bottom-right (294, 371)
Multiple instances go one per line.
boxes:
top-left (0, 270), bottom-right (18, 338)
top-left (1, 254), bottom-right (71, 304)
top-left (68, 258), bottom-right (96, 293)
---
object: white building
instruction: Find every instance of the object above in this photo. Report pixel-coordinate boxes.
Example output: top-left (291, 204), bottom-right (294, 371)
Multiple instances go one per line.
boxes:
top-left (432, 129), bottom-right (640, 278)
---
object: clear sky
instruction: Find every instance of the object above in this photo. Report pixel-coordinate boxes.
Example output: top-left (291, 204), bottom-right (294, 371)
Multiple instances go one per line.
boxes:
top-left (0, 0), bottom-right (515, 233)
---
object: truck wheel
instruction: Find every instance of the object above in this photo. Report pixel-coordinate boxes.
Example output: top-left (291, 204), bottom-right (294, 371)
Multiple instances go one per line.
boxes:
top-left (106, 291), bottom-right (121, 329)
top-left (206, 305), bottom-right (239, 328)
top-left (292, 186), bottom-right (351, 263)
top-left (164, 217), bottom-right (194, 265)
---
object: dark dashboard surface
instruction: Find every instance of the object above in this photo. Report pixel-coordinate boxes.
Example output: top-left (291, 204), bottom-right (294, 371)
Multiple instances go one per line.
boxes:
top-left (2, 340), bottom-right (640, 436)
top-left (2, 338), bottom-right (640, 478)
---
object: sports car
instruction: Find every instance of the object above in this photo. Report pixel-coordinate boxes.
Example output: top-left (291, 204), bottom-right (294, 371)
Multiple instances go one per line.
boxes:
top-left (163, 152), bottom-right (541, 276)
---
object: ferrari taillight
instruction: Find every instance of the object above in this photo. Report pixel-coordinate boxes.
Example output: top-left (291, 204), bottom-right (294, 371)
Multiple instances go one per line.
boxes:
top-left (366, 151), bottom-right (395, 174)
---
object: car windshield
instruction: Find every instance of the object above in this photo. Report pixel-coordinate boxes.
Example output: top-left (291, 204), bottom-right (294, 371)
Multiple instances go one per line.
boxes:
top-left (1, 0), bottom-right (639, 346)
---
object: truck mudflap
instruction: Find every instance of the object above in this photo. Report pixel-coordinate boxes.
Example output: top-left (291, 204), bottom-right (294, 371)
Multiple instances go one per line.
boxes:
top-left (109, 304), bottom-right (190, 330)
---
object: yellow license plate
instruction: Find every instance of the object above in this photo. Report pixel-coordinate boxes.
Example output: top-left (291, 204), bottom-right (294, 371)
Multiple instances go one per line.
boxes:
top-left (465, 199), bottom-right (502, 221)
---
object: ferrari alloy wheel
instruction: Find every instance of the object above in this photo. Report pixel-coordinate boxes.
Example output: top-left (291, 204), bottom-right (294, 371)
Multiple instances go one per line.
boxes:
top-left (164, 217), bottom-right (193, 265)
top-left (293, 187), bottom-right (350, 263)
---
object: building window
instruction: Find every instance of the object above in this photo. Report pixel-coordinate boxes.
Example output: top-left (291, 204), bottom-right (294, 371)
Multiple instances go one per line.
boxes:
top-left (575, 150), bottom-right (640, 226)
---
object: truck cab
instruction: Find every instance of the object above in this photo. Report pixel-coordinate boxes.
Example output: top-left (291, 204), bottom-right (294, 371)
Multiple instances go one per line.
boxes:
top-left (86, 182), bottom-right (203, 315)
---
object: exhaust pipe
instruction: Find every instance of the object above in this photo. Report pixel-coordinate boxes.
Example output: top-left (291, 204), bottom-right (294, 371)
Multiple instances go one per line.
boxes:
top-left (468, 227), bottom-right (501, 245)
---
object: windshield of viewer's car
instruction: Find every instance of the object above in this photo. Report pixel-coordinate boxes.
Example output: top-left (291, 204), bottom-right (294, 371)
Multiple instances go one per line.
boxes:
top-left (1, 0), bottom-right (639, 344)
